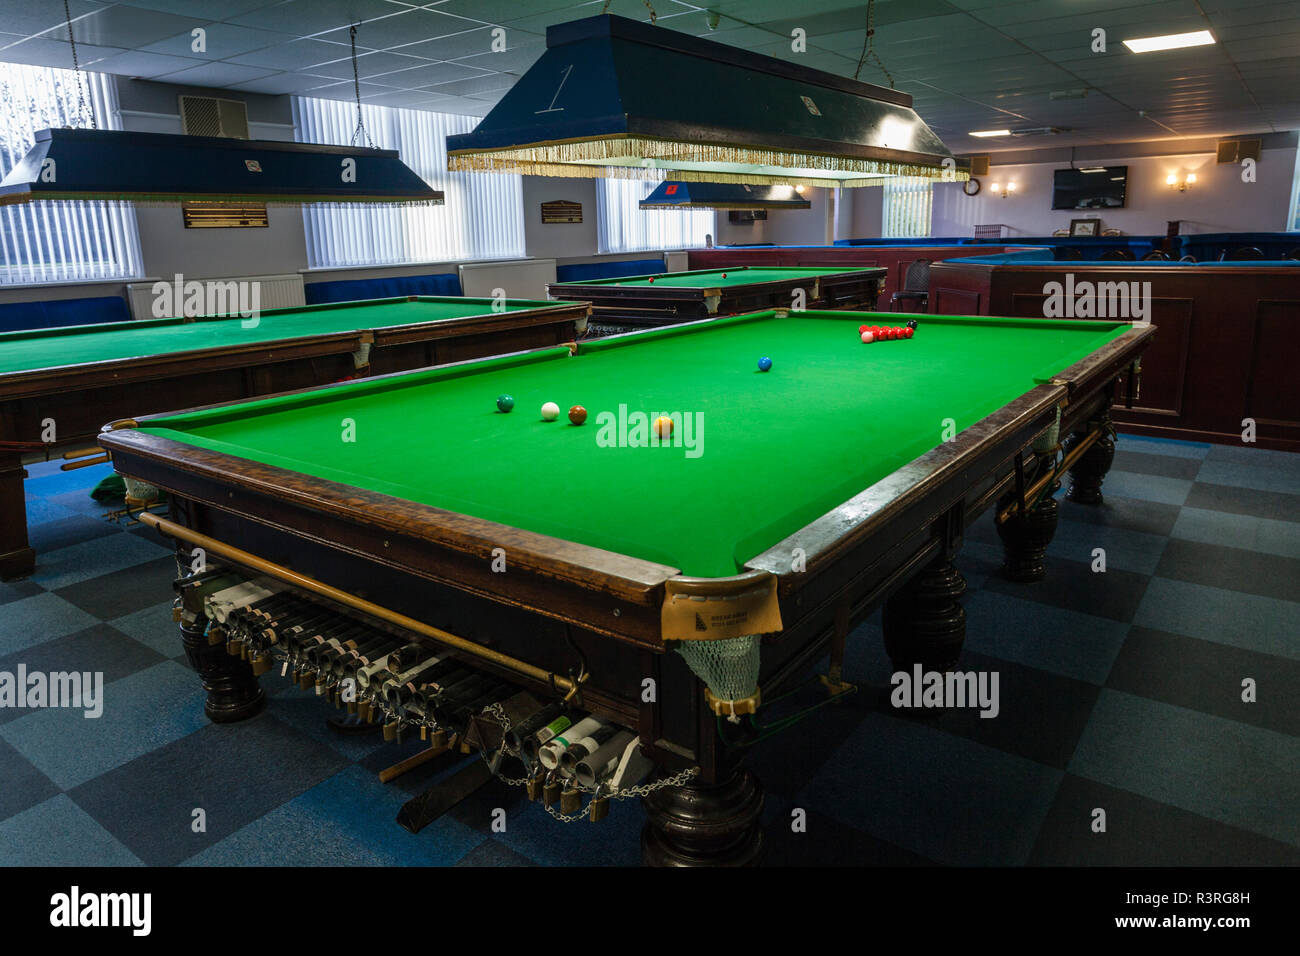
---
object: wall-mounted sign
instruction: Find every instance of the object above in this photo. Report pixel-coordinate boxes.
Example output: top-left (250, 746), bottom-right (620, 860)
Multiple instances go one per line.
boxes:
top-left (541, 200), bottom-right (582, 224)
top-left (182, 201), bottom-right (269, 228)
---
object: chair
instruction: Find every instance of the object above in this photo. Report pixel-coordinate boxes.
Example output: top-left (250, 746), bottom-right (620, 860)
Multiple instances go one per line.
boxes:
top-left (890, 259), bottom-right (930, 313)
top-left (1179, 255), bottom-right (1197, 262)
top-left (1223, 247), bottom-right (1265, 260)
top-left (1286, 247), bottom-right (1300, 261)
top-left (1142, 250), bottom-right (1172, 260)
top-left (1098, 248), bottom-right (1136, 261)
top-left (1057, 246), bottom-right (1084, 260)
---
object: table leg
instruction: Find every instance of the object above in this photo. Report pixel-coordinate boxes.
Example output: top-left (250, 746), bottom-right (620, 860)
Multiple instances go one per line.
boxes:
top-left (996, 494), bottom-right (1060, 581)
top-left (641, 766), bottom-right (765, 867)
top-left (0, 449), bottom-right (35, 580)
top-left (1065, 419), bottom-right (1115, 505)
top-left (881, 559), bottom-right (967, 672)
top-left (179, 618), bottom-right (265, 723)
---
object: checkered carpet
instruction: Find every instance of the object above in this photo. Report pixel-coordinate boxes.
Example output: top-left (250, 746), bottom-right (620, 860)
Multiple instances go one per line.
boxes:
top-left (2, 434), bottom-right (1297, 866)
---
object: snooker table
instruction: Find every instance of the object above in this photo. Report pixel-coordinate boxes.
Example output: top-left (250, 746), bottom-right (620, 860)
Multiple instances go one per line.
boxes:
top-left (547, 265), bottom-right (886, 327)
top-left (0, 295), bottom-right (589, 579)
top-left (100, 309), bottom-right (1153, 865)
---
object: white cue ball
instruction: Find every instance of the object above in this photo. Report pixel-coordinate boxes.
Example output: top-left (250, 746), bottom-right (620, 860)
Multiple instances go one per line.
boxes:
top-left (541, 401), bottom-right (560, 421)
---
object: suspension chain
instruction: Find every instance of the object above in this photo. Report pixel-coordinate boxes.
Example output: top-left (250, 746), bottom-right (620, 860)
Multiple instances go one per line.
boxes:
top-left (62, 0), bottom-right (95, 128)
top-left (854, 0), bottom-right (895, 89)
top-left (349, 24), bottom-right (376, 149)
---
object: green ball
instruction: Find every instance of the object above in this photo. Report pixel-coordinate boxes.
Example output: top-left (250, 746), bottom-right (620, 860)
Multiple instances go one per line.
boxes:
top-left (496, 394), bottom-right (515, 413)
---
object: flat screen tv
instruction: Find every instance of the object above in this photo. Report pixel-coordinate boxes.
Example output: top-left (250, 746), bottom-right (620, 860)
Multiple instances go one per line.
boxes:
top-left (1052, 166), bottom-right (1127, 210)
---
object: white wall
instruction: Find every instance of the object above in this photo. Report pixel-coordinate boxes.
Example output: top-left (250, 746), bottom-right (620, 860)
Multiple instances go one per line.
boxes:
top-left (932, 145), bottom-right (1299, 237)
top-left (117, 79), bottom-right (310, 280)
top-left (712, 186), bottom-right (835, 245)
top-left (520, 176), bottom-right (599, 260)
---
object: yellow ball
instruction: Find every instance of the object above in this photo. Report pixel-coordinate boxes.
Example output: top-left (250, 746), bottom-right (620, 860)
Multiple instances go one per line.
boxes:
top-left (654, 415), bottom-right (674, 439)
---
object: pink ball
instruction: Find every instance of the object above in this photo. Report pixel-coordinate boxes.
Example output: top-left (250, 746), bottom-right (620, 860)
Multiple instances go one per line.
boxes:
top-left (860, 331), bottom-right (874, 343)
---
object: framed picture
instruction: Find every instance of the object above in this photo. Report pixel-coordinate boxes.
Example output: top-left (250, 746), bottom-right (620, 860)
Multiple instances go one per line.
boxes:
top-left (1069, 218), bottom-right (1099, 237)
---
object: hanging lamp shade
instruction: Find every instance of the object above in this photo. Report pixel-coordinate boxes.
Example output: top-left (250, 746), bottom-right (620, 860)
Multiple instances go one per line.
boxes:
top-left (0, 128), bottom-right (444, 206)
top-left (640, 181), bottom-right (811, 209)
top-left (447, 14), bottom-right (965, 189)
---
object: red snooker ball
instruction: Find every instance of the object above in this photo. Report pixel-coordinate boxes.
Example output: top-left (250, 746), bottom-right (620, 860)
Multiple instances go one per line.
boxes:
top-left (569, 405), bottom-right (588, 425)
top-left (648, 277), bottom-right (655, 284)
top-left (858, 325), bottom-right (868, 333)
top-left (904, 326), bottom-right (914, 338)
top-left (720, 272), bottom-right (727, 279)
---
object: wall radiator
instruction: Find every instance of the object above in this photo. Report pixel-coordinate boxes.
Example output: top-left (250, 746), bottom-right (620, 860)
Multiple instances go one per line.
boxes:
top-left (127, 273), bottom-right (306, 320)
top-left (458, 259), bottom-right (557, 301)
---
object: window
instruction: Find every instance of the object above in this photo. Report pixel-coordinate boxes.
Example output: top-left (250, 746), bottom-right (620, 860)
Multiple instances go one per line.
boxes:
top-left (0, 64), bottom-right (142, 285)
top-left (1289, 146), bottom-right (1300, 231)
top-left (293, 97), bottom-right (525, 268)
top-left (595, 177), bottom-right (713, 253)
top-left (882, 177), bottom-right (934, 238)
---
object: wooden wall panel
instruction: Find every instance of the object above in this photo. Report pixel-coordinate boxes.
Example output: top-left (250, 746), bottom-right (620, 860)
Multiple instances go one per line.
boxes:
top-left (1247, 299), bottom-right (1300, 441)
top-left (927, 261), bottom-right (1300, 450)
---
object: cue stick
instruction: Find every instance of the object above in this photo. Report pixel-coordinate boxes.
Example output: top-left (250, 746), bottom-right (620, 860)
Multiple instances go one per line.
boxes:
top-left (997, 424), bottom-right (1104, 524)
top-left (62, 446), bottom-right (104, 460)
top-left (138, 512), bottom-right (585, 697)
top-left (61, 455), bottom-right (110, 471)
top-left (378, 735), bottom-right (456, 783)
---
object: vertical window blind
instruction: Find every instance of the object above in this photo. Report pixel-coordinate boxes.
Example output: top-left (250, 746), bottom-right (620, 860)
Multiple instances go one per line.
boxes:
top-left (882, 177), bottom-right (934, 238)
top-left (595, 177), bottom-right (713, 254)
top-left (293, 97), bottom-right (525, 268)
top-left (0, 64), bottom-right (142, 285)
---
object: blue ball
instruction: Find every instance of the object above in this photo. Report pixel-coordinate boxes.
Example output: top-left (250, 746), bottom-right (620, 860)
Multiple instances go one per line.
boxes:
top-left (496, 394), bottom-right (515, 413)
top-left (757, 356), bottom-right (773, 372)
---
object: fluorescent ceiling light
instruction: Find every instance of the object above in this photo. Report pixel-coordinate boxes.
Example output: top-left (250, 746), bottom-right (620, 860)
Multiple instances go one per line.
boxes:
top-left (1079, 166), bottom-right (1108, 173)
top-left (1122, 30), bottom-right (1215, 54)
top-left (969, 129), bottom-right (1010, 138)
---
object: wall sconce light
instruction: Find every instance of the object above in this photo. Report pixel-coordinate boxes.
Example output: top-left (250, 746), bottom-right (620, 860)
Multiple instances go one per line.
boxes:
top-left (1167, 172), bottom-right (1196, 192)
top-left (990, 181), bottom-right (1017, 198)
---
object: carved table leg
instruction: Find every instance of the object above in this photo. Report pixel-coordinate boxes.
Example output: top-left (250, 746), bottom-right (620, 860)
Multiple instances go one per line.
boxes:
top-left (180, 619), bottom-right (265, 723)
top-left (641, 767), bottom-right (764, 867)
top-left (1065, 427), bottom-right (1115, 505)
top-left (881, 559), bottom-right (967, 672)
top-left (996, 492), bottom-right (1060, 582)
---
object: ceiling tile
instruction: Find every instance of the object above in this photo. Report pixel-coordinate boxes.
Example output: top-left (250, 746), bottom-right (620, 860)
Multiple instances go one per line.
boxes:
top-left (388, 25), bottom-right (499, 60)
top-left (140, 24), bottom-right (296, 60)
top-left (60, 5), bottom-right (200, 47)
top-left (227, 0), bottom-right (421, 35)
top-left (379, 60), bottom-right (491, 87)
top-left (315, 8), bottom-right (481, 49)
top-left (302, 50), bottom-right (432, 80)
top-left (0, 0), bottom-right (104, 38)
top-left (226, 37), bottom-right (354, 69)
top-left (154, 60), bottom-right (279, 86)
top-left (85, 49), bottom-right (207, 77)
top-left (1, 37), bottom-right (122, 68)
